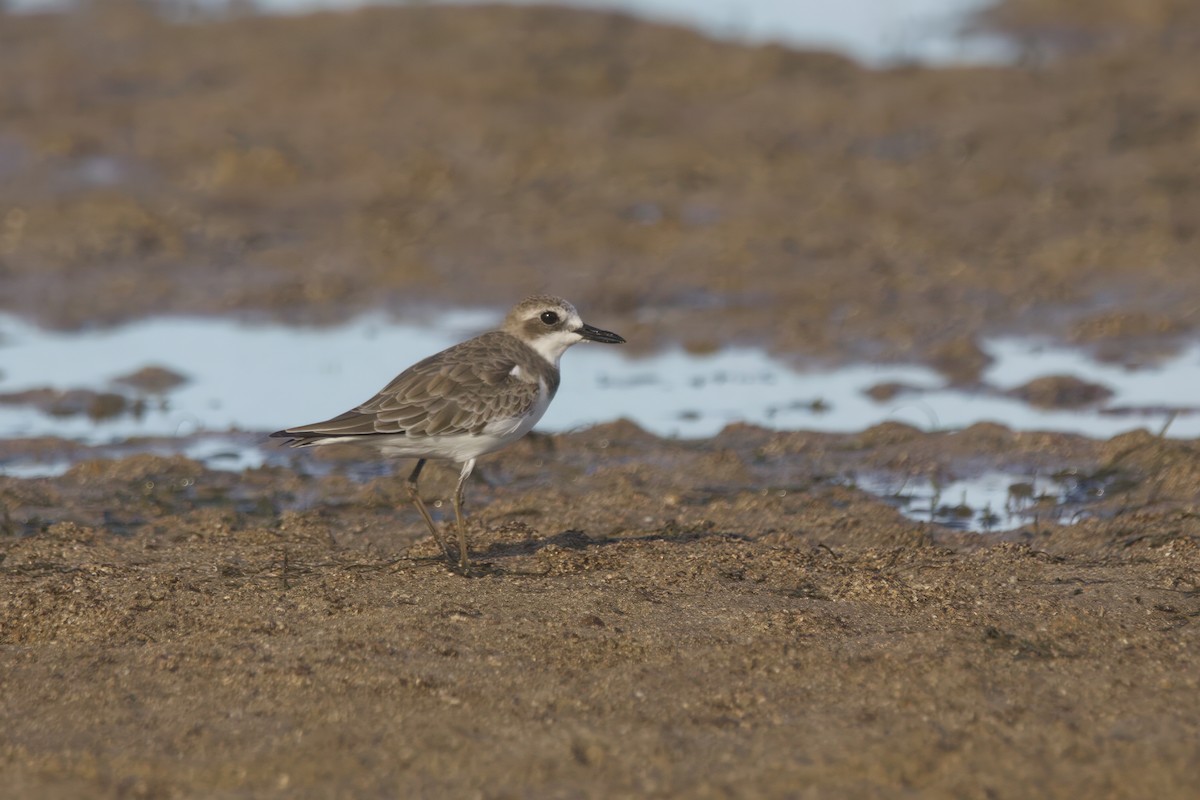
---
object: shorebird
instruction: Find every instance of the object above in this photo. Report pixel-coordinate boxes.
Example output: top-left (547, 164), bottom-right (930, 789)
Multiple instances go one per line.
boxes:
top-left (271, 295), bottom-right (626, 572)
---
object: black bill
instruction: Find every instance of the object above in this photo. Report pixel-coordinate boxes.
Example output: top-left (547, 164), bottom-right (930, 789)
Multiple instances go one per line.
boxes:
top-left (578, 322), bottom-right (626, 344)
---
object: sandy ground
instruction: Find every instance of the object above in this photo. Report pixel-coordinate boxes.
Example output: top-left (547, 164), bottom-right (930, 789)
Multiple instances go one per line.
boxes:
top-left (3, 423), bottom-right (1200, 797)
top-left (2, 0), bottom-right (1200, 797)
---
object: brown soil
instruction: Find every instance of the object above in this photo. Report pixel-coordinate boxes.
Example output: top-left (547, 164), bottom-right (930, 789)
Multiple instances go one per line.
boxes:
top-left (1, 0), bottom-right (1199, 373)
top-left (3, 422), bottom-right (1200, 798)
top-left (3, 0), bottom-right (1200, 797)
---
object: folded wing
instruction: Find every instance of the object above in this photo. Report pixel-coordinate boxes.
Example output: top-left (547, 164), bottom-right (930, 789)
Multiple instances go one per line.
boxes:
top-left (271, 332), bottom-right (546, 446)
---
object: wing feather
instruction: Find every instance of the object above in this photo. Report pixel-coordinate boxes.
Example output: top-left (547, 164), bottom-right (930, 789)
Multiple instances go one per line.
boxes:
top-left (270, 332), bottom-right (549, 445)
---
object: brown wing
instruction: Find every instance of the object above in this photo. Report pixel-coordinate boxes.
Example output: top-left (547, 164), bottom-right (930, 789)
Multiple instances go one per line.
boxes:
top-left (271, 332), bottom-right (546, 444)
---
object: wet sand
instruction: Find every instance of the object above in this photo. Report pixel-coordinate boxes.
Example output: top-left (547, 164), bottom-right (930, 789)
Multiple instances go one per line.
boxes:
top-left (3, 424), bottom-right (1200, 796)
top-left (2, 0), bottom-right (1200, 797)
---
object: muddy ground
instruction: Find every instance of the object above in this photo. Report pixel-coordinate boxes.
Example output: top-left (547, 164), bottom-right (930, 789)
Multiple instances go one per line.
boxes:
top-left (3, 423), bottom-right (1200, 797)
top-left (3, 0), bottom-right (1200, 797)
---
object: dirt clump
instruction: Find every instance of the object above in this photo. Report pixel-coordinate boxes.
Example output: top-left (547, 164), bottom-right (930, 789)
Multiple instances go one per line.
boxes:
top-left (0, 387), bottom-right (134, 421)
top-left (112, 365), bottom-right (189, 394)
top-left (1008, 374), bottom-right (1115, 408)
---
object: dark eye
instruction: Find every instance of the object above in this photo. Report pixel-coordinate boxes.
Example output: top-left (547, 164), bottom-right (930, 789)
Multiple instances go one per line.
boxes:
top-left (540, 311), bottom-right (559, 325)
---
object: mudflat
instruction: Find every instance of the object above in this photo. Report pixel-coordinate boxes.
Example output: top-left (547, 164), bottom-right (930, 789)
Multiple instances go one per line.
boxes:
top-left (4, 422), bottom-right (1199, 797)
top-left (2, 1), bottom-right (1200, 797)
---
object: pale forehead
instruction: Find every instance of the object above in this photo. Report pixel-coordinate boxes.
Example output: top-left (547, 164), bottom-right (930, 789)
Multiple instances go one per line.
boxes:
top-left (509, 295), bottom-right (578, 319)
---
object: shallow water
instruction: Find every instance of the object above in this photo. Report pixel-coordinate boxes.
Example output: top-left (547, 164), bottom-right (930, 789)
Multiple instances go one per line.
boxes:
top-left (2, 311), bottom-right (1197, 531)
top-left (7, 0), bottom-right (1010, 66)
top-left (437, 0), bottom-right (1008, 65)
top-left (2, 311), bottom-right (1199, 439)
top-left (0, 310), bottom-right (935, 443)
top-left (858, 468), bottom-right (1111, 532)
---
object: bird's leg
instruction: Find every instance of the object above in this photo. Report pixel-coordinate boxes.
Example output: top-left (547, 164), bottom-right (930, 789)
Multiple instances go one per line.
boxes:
top-left (452, 458), bottom-right (477, 571)
top-left (405, 459), bottom-right (451, 563)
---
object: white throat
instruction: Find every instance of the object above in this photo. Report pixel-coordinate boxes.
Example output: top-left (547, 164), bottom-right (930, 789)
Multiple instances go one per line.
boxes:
top-left (525, 329), bottom-right (583, 367)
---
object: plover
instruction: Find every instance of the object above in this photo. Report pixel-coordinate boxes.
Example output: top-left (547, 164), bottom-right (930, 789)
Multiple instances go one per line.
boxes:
top-left (271, 295), bottom-right (625, 571)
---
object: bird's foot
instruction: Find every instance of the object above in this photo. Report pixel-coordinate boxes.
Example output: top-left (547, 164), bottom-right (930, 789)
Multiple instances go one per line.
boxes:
top-left (445, 557), bottom-right (499, 578)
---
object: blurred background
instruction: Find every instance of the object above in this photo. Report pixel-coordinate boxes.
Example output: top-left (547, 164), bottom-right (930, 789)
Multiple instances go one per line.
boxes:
top-left (1, 0), bottom-right (1199, 461)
